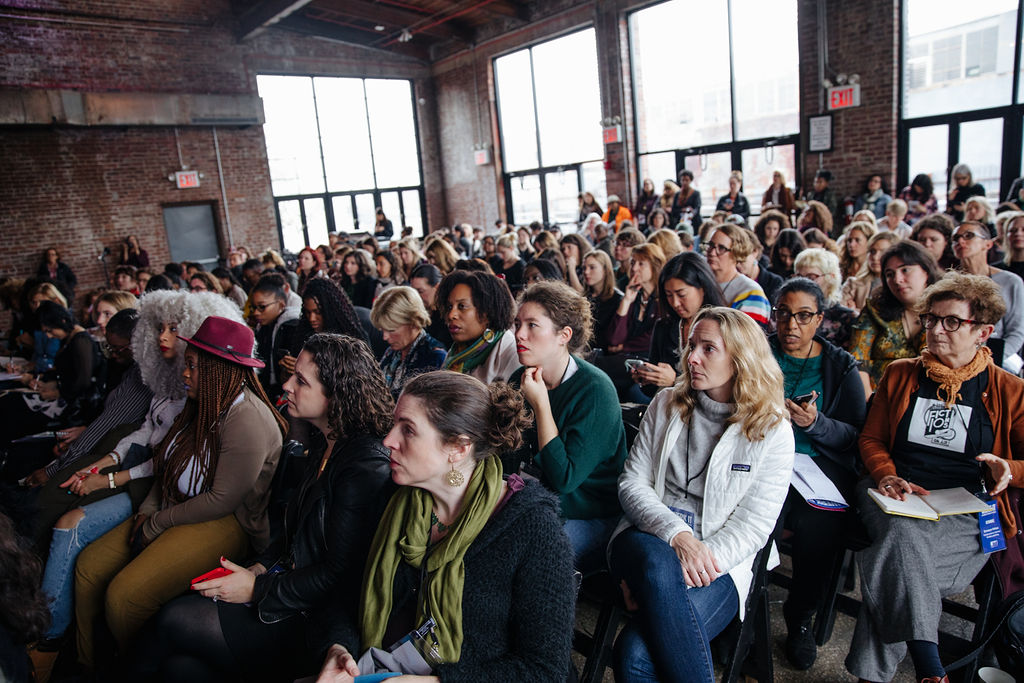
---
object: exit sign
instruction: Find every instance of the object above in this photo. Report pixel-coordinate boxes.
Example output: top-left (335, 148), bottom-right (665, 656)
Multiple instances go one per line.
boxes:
top-left (175, 170), bottom-right (201, 189)
top-left (827, 83), bottom-right (861, 111)
top-left (602, 125), bottom-right (622, 145)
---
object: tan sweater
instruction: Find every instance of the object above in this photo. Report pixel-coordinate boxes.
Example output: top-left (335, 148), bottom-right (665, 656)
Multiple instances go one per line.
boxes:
top-left (139, 388), bottom-right (283, 551)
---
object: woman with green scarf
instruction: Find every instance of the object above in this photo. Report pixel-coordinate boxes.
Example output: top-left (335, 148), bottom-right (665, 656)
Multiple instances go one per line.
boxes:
top-left (315, 371), bottom-right (576, 681)
top-left (436, 270), bottom-right (521, 384)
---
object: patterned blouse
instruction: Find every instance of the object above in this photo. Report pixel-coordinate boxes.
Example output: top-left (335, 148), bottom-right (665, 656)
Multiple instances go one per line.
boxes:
top-left (848, 303), bottom-right (926, 389)
top-left (820, 304), bottom-right (856, 350)
top-left (379, 330), bottom-right (447, 399)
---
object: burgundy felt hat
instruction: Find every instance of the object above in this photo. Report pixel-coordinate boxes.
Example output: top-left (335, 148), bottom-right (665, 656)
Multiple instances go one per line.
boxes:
top-left (177, 316), bottom-right (264, 368)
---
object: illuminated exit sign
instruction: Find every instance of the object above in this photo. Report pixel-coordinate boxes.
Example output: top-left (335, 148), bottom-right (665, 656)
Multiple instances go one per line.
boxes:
top-left (175, 170), bottom-right (201, 189)
top-left (827, 83), bottom-right (861, 111)
top-left (602, 125), bottom-right (622, 145)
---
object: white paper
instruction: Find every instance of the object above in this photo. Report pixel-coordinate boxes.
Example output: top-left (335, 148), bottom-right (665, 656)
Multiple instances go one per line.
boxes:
top-left (791, 452), bottom-right (848, 510)
top-left (0, 372), bottom-right (22, 381)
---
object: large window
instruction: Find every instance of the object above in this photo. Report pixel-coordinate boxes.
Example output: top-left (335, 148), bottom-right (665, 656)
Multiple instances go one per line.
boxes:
top-left (900, 0), bottom-right (1023, 204)
top-left (494, 29), bottom-right (605, 226)
top-left (258, 75), bottom-right (425, 251)
top-left (630, 0), bottom-right (799, 217)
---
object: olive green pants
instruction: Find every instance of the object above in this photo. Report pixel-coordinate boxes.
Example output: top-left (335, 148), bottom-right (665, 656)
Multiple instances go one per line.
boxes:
top-left (74, 513), bottom-right (248, 669)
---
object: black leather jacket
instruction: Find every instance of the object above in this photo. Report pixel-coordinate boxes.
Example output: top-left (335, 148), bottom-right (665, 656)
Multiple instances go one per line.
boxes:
top-left (252, 432), bottom-right (394, 625)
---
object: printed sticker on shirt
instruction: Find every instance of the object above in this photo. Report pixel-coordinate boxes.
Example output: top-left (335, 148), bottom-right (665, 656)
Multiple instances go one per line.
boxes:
top-left (668, 506), bottom-right (695, 529)
top-left (906, 398), bottom-right (972, 453)
top-left (731, 464), bottom-right (751, 472)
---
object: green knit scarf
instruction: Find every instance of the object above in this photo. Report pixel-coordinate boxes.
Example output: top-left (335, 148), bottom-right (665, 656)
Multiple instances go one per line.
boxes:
top-left (360, 456), bottom-right (504, 663)
top-left (442, 329), bottom-right (503, 375)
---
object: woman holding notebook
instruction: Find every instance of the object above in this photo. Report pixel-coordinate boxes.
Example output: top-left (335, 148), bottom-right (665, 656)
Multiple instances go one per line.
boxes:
top-left (846, 272), bottom-right (1024, 683)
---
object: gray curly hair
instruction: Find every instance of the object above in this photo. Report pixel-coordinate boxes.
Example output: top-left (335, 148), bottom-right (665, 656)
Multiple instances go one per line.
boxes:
top-left (133, 290), bottom-right (244, 399)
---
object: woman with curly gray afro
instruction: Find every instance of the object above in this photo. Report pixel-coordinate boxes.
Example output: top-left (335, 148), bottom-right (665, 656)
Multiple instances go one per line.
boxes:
top-left (34, 292), bottom-right (245, 652)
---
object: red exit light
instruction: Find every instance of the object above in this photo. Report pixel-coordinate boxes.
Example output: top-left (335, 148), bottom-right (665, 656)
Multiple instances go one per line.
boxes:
top-left (827, 84), bottom-right (861, 111)
top-left (175, 170), bottom-right (201, 189)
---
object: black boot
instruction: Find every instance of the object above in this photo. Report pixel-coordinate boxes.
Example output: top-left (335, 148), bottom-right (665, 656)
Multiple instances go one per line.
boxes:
top-left (783, 601), bottom-right (817, 670)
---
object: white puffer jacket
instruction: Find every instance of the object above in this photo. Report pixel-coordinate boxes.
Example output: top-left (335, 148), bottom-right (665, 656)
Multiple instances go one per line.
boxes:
top-left (613, 389), bottom-right (794, 618)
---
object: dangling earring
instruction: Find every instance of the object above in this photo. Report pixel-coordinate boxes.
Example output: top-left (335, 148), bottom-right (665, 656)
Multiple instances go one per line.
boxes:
top-left (445, 462), bottom-right (465, 487)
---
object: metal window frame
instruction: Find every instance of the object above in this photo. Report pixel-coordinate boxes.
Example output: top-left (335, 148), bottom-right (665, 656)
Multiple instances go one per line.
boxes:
top-left (258, 73), bottom-right (428, 245)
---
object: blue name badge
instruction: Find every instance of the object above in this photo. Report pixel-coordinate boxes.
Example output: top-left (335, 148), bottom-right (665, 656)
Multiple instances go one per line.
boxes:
top-left (979, 501), bottom-right (1007, 555)
top-left (668, 506), bottom-right (695, 529)
top-left (731, 464), bottom-right (751, 472)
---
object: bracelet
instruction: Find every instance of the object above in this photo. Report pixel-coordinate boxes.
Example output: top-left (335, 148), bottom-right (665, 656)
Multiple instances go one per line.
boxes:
top-left (110, 451), bottom-right (121, 467)
top-left (108, 472), bottom-right (116, 489)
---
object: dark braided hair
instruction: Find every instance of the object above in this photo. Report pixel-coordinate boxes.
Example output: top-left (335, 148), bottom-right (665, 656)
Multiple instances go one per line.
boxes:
top-left (292, 278), bottom-right (368, 354)
top-left (154, 347), bottom-right (287, 504)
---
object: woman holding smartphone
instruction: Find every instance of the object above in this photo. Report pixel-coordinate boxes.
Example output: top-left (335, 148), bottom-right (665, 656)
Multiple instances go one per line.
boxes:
top-left (147, 334), bottom-right (395, 682)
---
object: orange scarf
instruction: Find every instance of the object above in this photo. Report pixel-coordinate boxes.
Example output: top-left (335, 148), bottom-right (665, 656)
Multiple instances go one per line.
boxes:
top-left (920, 346), bottom-right (991, 408)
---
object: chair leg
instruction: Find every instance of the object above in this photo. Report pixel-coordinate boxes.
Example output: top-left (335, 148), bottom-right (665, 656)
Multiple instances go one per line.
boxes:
top-left (814, 548), bottom-right (849, 646)
top-left (579, 601), bottom-right (622, 683)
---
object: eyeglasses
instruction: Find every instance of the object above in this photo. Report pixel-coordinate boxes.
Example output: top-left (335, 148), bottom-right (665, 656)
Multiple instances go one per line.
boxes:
top-left (920, 313), bottom-right (978, 331)
top-left (703, 242), bottom-right (732, 255)
top-left (770, 308), bottom-right (821, 325)
top-left (952, 232), bottom-right (985, 243)
top-left (103, 341), bottom-right (131, 355)
top-left (797, 272), bottom-right (823, 282)
top-left (252, 301), bottom-right (280, 313)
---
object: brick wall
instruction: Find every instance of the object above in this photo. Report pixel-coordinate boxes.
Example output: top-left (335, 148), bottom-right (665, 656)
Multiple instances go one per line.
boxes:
top-left (798, 0), bottom-right (900, 207)
top-left (0, 1), bottom-right (444, 321)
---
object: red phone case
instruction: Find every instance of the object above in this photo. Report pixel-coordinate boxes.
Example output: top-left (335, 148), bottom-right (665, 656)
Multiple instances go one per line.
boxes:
top-left (191, 566), bottom-right (233, 585)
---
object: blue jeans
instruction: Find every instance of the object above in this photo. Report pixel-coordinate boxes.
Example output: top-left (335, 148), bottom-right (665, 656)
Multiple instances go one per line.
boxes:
top-left (563, 516), bottom-right (620, 575)
top-left (41, 493), bottom-right (133, 639)
top-left (610, 528), bottom-right (739, 683)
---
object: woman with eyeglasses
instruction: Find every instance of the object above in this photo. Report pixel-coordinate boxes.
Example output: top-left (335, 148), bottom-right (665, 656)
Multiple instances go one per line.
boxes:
top-left (703, 225), bottom-right (770, 327)
top-left (768, 279), bottom-right (865, 670)
top-left (845, 272), bottom-right (1024, 683)
top-left (849, 241), bottom-right (944, 391)
top-left (952, 220), bottom-right (1024, 368)
top-left (792, 248), bottom-right (856, 348)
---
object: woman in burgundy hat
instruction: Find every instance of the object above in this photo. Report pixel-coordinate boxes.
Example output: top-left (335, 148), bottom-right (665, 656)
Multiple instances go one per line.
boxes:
top-left (73, 315), bottom-right (286, 670)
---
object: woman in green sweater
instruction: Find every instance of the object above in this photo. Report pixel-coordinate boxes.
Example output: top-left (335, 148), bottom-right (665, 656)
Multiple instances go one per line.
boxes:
top-left (510, 281), bottom-right (627, 573)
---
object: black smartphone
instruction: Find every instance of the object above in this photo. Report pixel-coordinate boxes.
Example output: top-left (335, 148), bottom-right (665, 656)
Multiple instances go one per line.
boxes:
top-left (793, 392), bottom-right (815, 405)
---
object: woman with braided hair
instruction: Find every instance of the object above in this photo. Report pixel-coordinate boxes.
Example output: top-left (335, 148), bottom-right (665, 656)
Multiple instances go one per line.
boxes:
top-left (73, 316), bottom-right (285, 670)
top-left (278, 277), bottom-right (368, 379)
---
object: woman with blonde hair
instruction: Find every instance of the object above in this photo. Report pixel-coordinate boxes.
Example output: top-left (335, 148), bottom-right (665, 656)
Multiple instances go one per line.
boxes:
top-left (423, 237), bottom-right (460, 275)
top-left (841, 231), bottom-right (899, 316)
top-left (793, 248), bottom-right (856, 348)
top-left (370, 286), bottom-right (446, 398)
top-left (533, 230), bottom-right (559, 254)
top-left (582, 250), bottom-right (622, 353)
top-left (612, 306), bottom-right (794, 683)
top-left (91, 290), bottom-right (137, 340)
top-left (647, 228), bottom-right (683, 260)
top-left (494, 233), bottom-right (526, 293)
top-left (839, 221), bottom-right (877, 282)
top-left (761, 169), bottom-right (795, 216)
top-left (396, 237), bottom-right (426, 281)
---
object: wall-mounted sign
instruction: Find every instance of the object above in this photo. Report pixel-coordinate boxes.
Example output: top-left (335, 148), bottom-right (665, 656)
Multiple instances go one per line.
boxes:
top-left (602, 125), bottom-right (622, 145)
top-left (808, 114), bottom-right (833, 153)
top-left (175, 170), bottom-right (201, 189)
top-left (473, 148), bottom-right (492, 166)
top-left (827, 83), bottom-right (861, 111)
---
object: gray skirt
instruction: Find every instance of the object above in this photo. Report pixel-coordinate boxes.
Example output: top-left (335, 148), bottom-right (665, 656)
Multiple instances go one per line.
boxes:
top-left (845, 479), bottom-right (988, 680)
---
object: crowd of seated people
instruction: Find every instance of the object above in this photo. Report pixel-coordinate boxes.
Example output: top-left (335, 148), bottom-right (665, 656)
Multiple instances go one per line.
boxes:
top-left (4, 165), bottom-right (1024, 683)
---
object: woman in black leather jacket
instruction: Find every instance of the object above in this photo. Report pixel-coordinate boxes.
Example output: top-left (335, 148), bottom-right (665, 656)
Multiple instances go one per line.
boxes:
top-left (145, 333), bottom-right (395, 682)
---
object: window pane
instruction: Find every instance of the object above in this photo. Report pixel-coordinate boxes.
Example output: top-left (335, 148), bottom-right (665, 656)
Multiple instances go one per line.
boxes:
top-left (684, 152), bottom-right (733, 216)
top-left (365, 79), bottom-right (421, 187)
top-left (258, 76), bottom-right (325, 196)
top-left (903, 0), bottom-right (1016, 118)
top-left (730, 0), bottom-right (799, 139)
top-left (532, 29), bottom-right (603, 166)
top-left (495, 50), bottom-right (540, 172)
top-left (303, 198), bottom-right (329, 248)
top-left (545, 169), bottom-right (580, 228)
top-left (908, 125), bottom-right (949, 210)
top-left (959, 118), bottom-right (1004, 203)
top-left (314, 78), bottom-right (375, 193)
top-left (580, 161), bottom-right (608, 211)
top-left (277, 200), bottom-right (305, 253)
top-left (332, 196), bottom-right (355, 233)
top-left (740, 145), bottom-right (796, 216)
top-left (639, 152), bottom-right (677, 191)
top-left (509, 174), bottom-right (543, 225)
top-left (354, 193), bottom-right (377, 233)
top-left (630, 0), bottom-right (732, 150)
top-left (379, 191), bottom-right (402, 238)
top-left (401, 189), bottom-right (423, 236)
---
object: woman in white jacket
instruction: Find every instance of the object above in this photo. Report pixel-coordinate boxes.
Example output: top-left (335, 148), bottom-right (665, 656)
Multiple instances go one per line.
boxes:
top-left (611, 306), bottom-right (794, 683)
